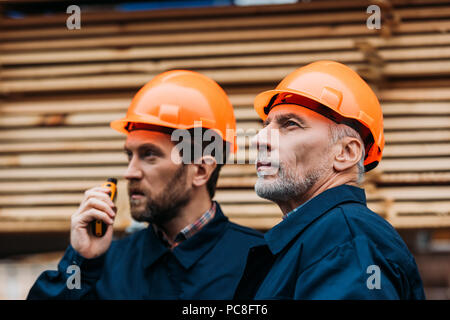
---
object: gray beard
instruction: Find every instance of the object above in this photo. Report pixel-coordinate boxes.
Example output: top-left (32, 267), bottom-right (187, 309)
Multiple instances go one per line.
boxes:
top-left (254, 161), bottom-right (325, 202)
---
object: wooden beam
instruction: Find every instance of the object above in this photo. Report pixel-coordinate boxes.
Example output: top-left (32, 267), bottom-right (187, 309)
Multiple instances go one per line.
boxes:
top-left (378, 158), bottom-right (450, 172)
top-left (1, 5), bottom-right (450, 41)
top-left (2, 19), bottom-right (449, 53)
top-left (1, 99), bottom-right (449, 117)
top-left (0, 51), bottom-right (366, 79)
top-left (1, 115), bottom-right (448, 138)
top-left (0, 94), bottom-right (252, 114)
top-left (0, 220), bottom-right (129, 233)
top-left (0, 221), bottom-right (71, 233)
top-left (2, 0), bottom-right (447, 28)
top-left (376, 172), bottom-right (450, 184)
top-left (0, 126), bottom-right (121, 141)
top-left (387, 216), bottom-right (450, 229)
top-left (2, 34), bottom-right (450, 66)
top-left (382, 102), bottom-right (450, 115)
top-left (0, 180), bottom-right (107, 193)
top-left (0, 166), bottom-right (128, 180)
top-left (379, 46), bottom-right (450, 61)
top-left (0, 12), bottom-right (372, 41)
top-left (2, 113), bottom-right (450, 132)
top-left (0, 26), bottom-right (374, 52)
top-left (0, 39), bottom-right (359, 65)
top-left (385, 130), bottom-right (450, 143)
top-left (0, 112), bottom-right (125, 127)
top-left (4, 47), bottom-right (450, 80)
top-left (383, 144), bottom-right (450, 157)
top-left (0, 152), bottom-right (127, 167)
top-left (0, 165), bottom-right (255, 180)
top-left (384, 60), bottom-right (450, 77)
top-left (1, 137), bottom-right (448, 158)
top-left (0, 68), bottom-right (294, 93)
top-left (0, 1), bottom-right (374, 28)
top-left (380, 88), bottom-right (450, 101)
top-left (0, 98), bottom-right (131, 114)
top-left (1, 138), bottom-right (450, 167)
top-left (383, 116), bottom-right (450, 130)
top-left (3, 64), bottom-right (450, 94)
top-left (0, 140), bottom-right (124, 153)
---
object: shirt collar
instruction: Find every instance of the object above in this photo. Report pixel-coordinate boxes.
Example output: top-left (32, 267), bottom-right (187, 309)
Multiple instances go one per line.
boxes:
top-left (265, 184), bottom-right (367, 255)
top-left (153, 202), bottom-right (217, 249)
top-left (141, 202), bottom-right (228, 270)
top-left (282, 198), bottom-right (310, 220)
top-left (176, 201), bottom-right (216, 244)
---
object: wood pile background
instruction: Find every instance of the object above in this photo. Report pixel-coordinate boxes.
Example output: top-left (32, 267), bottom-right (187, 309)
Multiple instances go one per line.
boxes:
top-left (1, 0), bottom-right (450, 233)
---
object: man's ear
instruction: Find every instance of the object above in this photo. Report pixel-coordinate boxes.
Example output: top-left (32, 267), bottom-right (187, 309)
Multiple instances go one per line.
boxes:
top-left (192, 155), bottom-right (217, 187)
top-left (333, 137), bottom-right (363, 173)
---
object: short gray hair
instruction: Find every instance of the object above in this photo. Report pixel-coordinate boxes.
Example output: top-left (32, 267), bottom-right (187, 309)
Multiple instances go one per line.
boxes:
top-left (328, 123), bottom-right (365, 184)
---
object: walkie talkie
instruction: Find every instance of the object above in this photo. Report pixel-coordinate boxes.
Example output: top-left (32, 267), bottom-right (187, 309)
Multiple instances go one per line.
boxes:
top-left (91, 178), bottom-right (117, 237)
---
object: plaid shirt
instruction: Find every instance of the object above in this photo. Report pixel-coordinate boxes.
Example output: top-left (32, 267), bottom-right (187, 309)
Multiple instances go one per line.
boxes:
top-left (154, 202), bottom-right (217, 249)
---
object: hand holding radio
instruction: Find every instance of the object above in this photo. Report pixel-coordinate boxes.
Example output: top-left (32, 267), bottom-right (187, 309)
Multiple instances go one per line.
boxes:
top-left (70, 178), bottom-right (117, 259)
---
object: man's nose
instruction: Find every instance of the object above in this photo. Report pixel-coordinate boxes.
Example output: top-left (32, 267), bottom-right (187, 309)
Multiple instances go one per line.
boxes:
top-left (124, 157), bottom-right (143, 180)
top-left (251, 126), bottom-right (273, 153)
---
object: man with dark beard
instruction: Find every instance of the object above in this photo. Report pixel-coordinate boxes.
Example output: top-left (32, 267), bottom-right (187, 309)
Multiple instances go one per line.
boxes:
top-left (234, 61), bottom-right (425, 300)
top-left (27, 70), bottom-right (264, 299)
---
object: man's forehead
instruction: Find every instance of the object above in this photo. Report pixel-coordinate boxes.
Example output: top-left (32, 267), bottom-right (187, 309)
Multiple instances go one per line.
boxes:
top-left (125, 130), bottom-right (172, 148)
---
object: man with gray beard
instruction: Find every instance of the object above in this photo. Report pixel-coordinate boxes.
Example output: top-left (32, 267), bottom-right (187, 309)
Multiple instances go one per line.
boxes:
top-left (234, 61), bottom-right (425, 300)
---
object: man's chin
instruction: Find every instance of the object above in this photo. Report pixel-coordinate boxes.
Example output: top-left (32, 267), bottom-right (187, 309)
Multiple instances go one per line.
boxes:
top-left (255, 181), bottom-right (277, 200)
top-left (130, 214), bottom-right (146, 222)
top-left (254, 179), bottom-right (299, 202)
top-left (130, 207), bottom-right (150, 222)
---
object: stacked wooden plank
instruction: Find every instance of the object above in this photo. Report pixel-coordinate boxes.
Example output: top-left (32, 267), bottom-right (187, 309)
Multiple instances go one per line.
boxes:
top-left (1, 0), bottom-right (450, 233)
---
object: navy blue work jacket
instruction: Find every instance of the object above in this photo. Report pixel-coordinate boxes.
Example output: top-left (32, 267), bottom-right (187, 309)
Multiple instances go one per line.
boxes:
top-left (27, 204), bottom-right (264, 299)
top-left (235, 185), bottom-right (426, 300)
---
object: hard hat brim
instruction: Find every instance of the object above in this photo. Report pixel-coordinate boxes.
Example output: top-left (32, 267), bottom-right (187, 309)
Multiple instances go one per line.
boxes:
top-left (110, 117), bottom-right (238, 153)
top-left (254, 89), bottom-right (324, 121)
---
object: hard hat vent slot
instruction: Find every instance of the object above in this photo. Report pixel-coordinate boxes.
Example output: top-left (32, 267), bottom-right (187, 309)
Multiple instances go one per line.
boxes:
top-left (358, 110), bottom-right (374, 127)
top-left (320, 87), bottom-right (343, 110)
top-left (158, 104), bottom-right (180, 125)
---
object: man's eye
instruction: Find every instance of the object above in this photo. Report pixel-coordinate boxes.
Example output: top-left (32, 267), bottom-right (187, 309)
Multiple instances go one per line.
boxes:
top-left (144, 150), bottom-right (155, 158)
top-left (284, 120), bottom-right (299, 128)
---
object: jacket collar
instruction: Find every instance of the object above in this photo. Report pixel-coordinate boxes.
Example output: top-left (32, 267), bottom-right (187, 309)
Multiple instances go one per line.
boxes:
top-left (141, 203), bottom-right (229, 270)
top-left (264, 184), bottom-right (367, 255)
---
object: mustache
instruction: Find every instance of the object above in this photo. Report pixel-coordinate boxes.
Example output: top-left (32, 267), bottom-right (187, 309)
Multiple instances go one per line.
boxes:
top-left (128, 184), bottom-right (145, 196)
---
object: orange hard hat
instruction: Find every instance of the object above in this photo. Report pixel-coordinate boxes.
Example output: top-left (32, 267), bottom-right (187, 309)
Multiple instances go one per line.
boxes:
top-left (111, 70), bottom-right (237, 153)
top-left (254, 60), bottom-right (384, 171)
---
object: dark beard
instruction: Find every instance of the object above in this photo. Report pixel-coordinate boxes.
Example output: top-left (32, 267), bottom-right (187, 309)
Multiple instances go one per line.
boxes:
top-left (141, 164), bottom-right (191, 227)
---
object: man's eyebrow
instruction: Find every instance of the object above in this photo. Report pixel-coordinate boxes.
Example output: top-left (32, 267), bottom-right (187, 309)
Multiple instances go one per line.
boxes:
top-left (263, 117), bottom-right (272, 127)
top-left (264, 112), bottom-right (307, 127)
